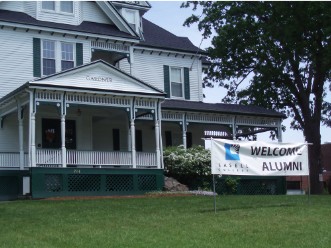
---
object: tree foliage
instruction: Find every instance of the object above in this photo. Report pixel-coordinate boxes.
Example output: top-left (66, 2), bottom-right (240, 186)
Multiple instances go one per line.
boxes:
top-left (183, 1), bottom-right (331, 193)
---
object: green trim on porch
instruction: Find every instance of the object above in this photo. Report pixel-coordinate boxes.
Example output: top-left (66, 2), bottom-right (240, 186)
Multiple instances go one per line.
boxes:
top-left (31, 168), bottom-right (164, 198)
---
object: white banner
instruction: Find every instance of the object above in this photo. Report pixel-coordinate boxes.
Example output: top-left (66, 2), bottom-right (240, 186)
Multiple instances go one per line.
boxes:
top-left (211, 139), bottom-right (309, 176)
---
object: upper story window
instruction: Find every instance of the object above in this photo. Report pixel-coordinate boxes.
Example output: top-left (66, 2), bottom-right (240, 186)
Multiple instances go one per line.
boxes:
top-left (42, 40), bottom-right (75, 76)
top-left (170, 67), bottom-right (184, 98)
top-left (42, 1), bottom-right (55, 11)
top-left (41, 1), bottom-right (74, 14)
top-left (122, 8), bottom-right (139, 32)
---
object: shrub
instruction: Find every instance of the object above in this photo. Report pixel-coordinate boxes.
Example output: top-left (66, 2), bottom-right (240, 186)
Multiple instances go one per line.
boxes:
top-left (163, 145), bottom-right (211, 189)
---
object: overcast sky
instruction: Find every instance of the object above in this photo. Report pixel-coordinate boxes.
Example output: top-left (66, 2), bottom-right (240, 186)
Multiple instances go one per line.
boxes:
top-left (143, 1), bottom-right (331, 144)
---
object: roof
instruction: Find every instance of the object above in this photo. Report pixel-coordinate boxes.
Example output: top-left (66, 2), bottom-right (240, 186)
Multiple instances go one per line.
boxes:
top-left (140, 18), bottom-right (206, 54)
top-left (0, 9), bottom-right (137, 40)
top-left (0, 8), bottom-right (205, 54)
top-left (161, 99), bottom-right (286, 119)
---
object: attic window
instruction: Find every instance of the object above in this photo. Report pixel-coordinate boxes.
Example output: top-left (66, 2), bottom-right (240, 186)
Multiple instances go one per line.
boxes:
top-left (123, 9), bottom-right (138, 32)
top-left (41, 1), bottom-right (74, 14)
top-left (42, 1), bottom-right (55, 11)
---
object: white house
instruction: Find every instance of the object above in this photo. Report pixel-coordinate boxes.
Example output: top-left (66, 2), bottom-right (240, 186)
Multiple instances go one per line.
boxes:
top-left (0, 1), bottom-right (285, 199)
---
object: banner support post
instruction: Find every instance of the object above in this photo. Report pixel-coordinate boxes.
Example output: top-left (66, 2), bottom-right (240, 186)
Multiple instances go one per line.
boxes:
top-left (213, 174), bottom-right (217, 213)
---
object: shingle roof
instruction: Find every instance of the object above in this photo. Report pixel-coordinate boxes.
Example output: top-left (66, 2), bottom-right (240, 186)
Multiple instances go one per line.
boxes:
top-left (0, 8), bottom-right (205, 54)
top-left (0, 9), bottom-right (137, 40)
top-left (161, 99), bottom-right (286, 119)
top-left (140, 18), bottom-right (205, 54)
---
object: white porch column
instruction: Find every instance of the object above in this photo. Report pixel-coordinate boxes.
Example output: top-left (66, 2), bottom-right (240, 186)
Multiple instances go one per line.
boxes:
top-left (18, 107), bottom-right (24, 170)
top-left (181, 113), bottom-right (187, 150)
top-left (154, 108), bottom-right (161, 168)
top-left (61, 114), bottom-right (66, 168)
top-left (60, 95), bottom-right (67, 168)
top-left (31, 112), bottom-right (36, 167)
top-left (131, 118), bottom-right (136, 168)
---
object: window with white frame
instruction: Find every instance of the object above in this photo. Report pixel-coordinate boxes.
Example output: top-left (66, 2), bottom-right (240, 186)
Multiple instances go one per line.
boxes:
top-left (42, 40), bottom-right (75, 76)
top-left (170, 67), bottom-right (184, 98)
top-left (41, 1), bottom-right (73, 14)
top-left (42, 40), bottom-right (56, 75)
top-left (60, 1), bottom-right (74, 13)
top-left (42, 1), bottom-right (55, 11)
top-left (123, 9), bottom-right (138, 32)
top-left (61, 42), bottom-right (74, 71)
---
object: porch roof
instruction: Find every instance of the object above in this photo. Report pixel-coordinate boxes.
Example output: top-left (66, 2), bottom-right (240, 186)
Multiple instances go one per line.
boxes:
top-left (0, 60), bottom-right (165, 110)
top-left (161, 99), bottom-right (287, 119)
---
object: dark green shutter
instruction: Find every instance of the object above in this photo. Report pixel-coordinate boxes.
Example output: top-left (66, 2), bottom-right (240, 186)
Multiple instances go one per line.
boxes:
top-left (76, 43), bottom-right (83, 66)
top-left (163, 65), bottom-right (170, 98)
top-left (33, 38), bottom-right (41, 77)
top-left (184, 67), bottom-right (190, 100)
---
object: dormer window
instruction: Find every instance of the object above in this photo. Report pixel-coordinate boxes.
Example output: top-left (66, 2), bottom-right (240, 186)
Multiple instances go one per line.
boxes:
top-left (41, 1), bottom-right (73, 14)
top-left (122, 8), bottom-right (139, 32)
top-left (42, 1), bottom-right (55, 11)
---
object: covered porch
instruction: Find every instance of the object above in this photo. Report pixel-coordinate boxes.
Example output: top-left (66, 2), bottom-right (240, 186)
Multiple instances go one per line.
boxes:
top-left (0, 60), bottom-right (165, 170)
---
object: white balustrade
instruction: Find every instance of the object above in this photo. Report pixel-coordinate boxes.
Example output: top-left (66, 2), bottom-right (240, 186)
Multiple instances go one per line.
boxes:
top-left (36, 149), bottom-right (62, 165)
top-left (66, 150), bottom-right (132, 166)
top-left (137, 152), bottom-right (157, 167)
top-left (0, 153), bottom-right (20, 167)
top-left (0, 153), bottom-right (29, 168)
top-left (1, 150), bottom-right (157, 168)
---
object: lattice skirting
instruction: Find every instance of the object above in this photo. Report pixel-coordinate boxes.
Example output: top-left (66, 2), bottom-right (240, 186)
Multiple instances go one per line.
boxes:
top-left (0, 170), bottom-right (30, 201)
top-left (31, 168), bottom-right (164, 198)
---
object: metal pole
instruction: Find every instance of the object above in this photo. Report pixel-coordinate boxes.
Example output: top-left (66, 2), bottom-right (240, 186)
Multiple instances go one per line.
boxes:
top-left (213, 174), bottom-right (217, 213)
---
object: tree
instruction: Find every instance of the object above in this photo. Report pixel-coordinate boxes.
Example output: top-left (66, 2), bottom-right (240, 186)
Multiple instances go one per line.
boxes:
top-left (183, 1), bottom-right (331, 193)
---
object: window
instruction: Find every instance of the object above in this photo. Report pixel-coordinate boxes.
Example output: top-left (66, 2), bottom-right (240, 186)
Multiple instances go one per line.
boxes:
top-left (42, 40), bottom-right (56, 75)
top-left (42, 1), bottom-right (55, 11)
top-left (42, 119), bottom-right (76, 149)
top-left (60, 1), bottom-right (73, 13)
top-left (170, 67), bottom-right (184, 98)
top-left (123, 9), bottom-right (138, 32)
top-left (42, 40), bottom-right (75, 76)
top-left (61, 42), bottom-right (74, 71)
top-left (41, 1), bottom-right (73, 14)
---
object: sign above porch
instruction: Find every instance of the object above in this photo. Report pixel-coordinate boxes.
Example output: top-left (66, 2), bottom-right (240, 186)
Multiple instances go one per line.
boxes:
top-left (28, 60), bottom-right (165, 97)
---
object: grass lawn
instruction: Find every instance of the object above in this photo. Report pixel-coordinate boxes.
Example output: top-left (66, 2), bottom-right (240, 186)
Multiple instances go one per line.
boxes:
top-left (0, 195), bottom-right (330, 248)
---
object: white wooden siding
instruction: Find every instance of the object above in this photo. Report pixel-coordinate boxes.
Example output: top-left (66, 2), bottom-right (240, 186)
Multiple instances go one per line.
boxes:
top-left (81, 1), bottom-right (113, 24)
top-left (118, 58), bottom-right (131, 75)
top-left (0, 1), bottom-right (24, 12)
top-left (0, 28), bottom-right (90, 99)
top-left (132, 50), bottom-right (203, 101)
top-left (36, 1), bottom-right (81, 26)
top-left (24, 1), bottom-right (37, 18)
top-left (0, 110), bottom-right (29, 152)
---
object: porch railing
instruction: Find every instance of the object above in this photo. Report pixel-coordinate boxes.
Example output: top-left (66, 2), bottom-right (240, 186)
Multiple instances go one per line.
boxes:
top-left (66, 150), bottom-right (132, 166)
top-left (36, 149), bottom-right (62, 166)
top-left (1, 150), bottom-right (158, 168)
top-left (0, 152), bottom-right (28, 168)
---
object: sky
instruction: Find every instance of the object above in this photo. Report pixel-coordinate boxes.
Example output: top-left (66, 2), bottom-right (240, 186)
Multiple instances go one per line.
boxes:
top-left (144, 1), bottom-right (331, 144)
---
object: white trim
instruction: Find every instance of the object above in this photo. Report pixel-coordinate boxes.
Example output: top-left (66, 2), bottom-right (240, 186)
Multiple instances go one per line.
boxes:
top-left (0, 21), bottom-right (139, 44)
top-left (169, 66), bottom-right (184, 100)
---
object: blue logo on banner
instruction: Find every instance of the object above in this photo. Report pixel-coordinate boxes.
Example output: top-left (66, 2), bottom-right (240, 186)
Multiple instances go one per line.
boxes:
top-left (225, 143), bottom-right (240, 160)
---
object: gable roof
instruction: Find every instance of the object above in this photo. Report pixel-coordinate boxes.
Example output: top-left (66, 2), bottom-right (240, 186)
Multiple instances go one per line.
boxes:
top-left (162, 99), bottom-right (286, 119)
top-left (0, 9), bottom-right (138, 41)
top-left (139, 18), bottom-right (206, 54)
top-left (27, 60), bottom-right (165, 97)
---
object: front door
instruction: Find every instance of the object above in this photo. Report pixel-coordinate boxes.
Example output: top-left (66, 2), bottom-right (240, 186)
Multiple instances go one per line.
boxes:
top-left (42, 119), bottom-right (76, 149)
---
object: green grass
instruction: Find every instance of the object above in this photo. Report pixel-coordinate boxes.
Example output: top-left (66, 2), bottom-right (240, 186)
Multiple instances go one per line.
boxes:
top-left (0, 195), bottom-right (330, 248)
